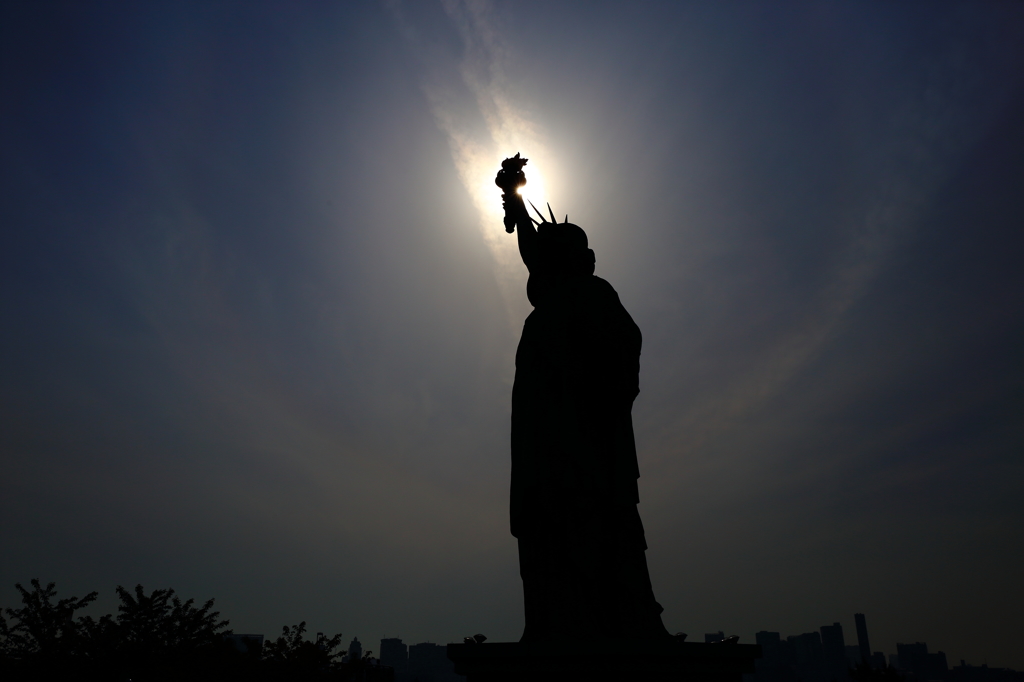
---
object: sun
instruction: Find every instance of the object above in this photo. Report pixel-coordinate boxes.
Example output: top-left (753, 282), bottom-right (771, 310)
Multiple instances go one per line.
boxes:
top-left (515, 166), bottom-right (549, 219)
top-left (473, 155), bottom-right (552, 228)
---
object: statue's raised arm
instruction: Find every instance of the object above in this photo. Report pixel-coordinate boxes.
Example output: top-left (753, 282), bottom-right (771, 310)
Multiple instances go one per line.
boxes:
top-left (495, 153), bottom-right (539, 272)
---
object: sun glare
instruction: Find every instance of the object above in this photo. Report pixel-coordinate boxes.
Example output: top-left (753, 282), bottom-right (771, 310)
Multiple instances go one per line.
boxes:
top-left (473, 157), bottom-right (552, 231)
top-left (517, 167), bottom-right (549, 218)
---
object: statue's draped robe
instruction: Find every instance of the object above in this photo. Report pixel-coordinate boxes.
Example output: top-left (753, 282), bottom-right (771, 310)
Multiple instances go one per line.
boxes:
top-left (512, 268), bottom-right (668, 641)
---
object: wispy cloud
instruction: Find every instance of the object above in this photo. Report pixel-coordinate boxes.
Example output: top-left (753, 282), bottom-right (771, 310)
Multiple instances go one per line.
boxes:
top-left (388, 0), bottom-right (556, 323)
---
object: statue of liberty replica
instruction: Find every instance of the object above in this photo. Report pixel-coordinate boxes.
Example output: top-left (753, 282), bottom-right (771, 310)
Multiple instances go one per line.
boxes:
top-left (495, 154), bottom-right (670, 642)
top-left (448, 155), bottom-right (760, 681)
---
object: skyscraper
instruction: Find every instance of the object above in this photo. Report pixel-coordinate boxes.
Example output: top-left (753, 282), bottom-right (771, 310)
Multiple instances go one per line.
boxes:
top-left (854, 614), bottom-right (871, 668)
top-left (789, 632), bottom-right (826, 682)
top-left (821, 623), bottom-right (850, 682)
top-left (380, 638), bottom-right (409, 680)
top-left (755, 631), bottom-right (796, 682)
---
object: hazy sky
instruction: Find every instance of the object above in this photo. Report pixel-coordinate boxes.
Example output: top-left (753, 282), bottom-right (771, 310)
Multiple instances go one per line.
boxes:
top-left (2, 0), bottom-right (1022, 668)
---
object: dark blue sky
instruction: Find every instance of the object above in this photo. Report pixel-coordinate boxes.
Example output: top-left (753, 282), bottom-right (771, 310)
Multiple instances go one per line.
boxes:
top-left (2, 0), bottom-right (1022, 667)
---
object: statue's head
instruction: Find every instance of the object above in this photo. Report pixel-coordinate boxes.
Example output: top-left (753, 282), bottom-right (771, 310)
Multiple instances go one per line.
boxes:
top-left (530, 202), bottom-right (596, 277)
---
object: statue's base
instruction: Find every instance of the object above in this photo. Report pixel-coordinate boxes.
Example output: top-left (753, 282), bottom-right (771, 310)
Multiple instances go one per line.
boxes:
top-left (447, 639), bottom-right (761, 682)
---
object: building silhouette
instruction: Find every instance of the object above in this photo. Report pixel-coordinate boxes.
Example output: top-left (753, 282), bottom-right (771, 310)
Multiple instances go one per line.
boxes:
top-left (377, 639), bottom-right (462, 682)
top-left (380, 638), bottom-right (409, 679)
top-left (821, 623), bottom-right (850, 682)
top-left (225, 633), bottom-right (264, 655)
top-left (754, 631), bottom-right (796, 682)
top-left (951, 661), bottom-right (1024, 682)
top-left (855, 614), bottom-right (872, 668)
top-left (851, 614), bottom-right (889, 673)
top-left (745, 614), bottom-right (1020, 682)
top-left (789, 631), bottom-right (827, 682)
top-left (897, 642), bottom-right (949, 682)
top-left (407, 642), bottom-right (461, 682)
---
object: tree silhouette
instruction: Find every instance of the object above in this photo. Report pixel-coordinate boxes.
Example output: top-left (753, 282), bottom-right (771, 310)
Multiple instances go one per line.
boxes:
top-left (115, 584), bottom-right (229, 655)
top-left (0, 580), bottom-right (235, 680)
top-left (111, 584), bottom-right (231, 679)
top-left (3, 579), bottom-right (96, 660)
top-left (116, 584), bottom-right (175, 657)
top-left (262, 621), bottom-right (344, 676)
top-left (0, 580), bottom-right (386, 681)
top-left (74, 610), bottom-right (118, 667)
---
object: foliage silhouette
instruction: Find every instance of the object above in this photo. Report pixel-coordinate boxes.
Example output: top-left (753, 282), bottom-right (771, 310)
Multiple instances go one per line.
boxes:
top-left (3, 578), bottom-right (97, 674)
top-left (262, 621), bottom-right (344, 673)
top-left (0, 579), bottom-right (392, 681)
top-left (111, 584), bottom-right (232, 680)
top-left (115, 584), bottom-right (229, 656)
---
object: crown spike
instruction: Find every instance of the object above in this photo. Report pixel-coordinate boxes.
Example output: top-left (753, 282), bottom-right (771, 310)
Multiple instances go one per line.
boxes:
top-left (528, 200), bottom-right (547, 223)
top-left (564, 214), bottom-right (569, 224)
top-left (547, 203), bottom-right (557, 224)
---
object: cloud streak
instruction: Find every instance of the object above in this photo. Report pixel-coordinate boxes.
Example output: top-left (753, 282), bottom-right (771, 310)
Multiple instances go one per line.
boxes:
top-left (389, 0), bottom-right (556, 324)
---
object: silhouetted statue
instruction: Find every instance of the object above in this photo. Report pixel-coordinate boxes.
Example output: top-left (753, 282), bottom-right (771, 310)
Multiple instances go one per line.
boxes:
top-left (496, 155), bottom-right (670, 642)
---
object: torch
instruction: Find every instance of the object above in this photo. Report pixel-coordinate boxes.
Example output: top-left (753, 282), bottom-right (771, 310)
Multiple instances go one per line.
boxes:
top-left (494, 153), bottom-right (528, 233)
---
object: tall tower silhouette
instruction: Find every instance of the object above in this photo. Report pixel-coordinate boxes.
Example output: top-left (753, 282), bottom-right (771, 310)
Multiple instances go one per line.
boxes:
top-left (854, 614), bottom-right (871, 667)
